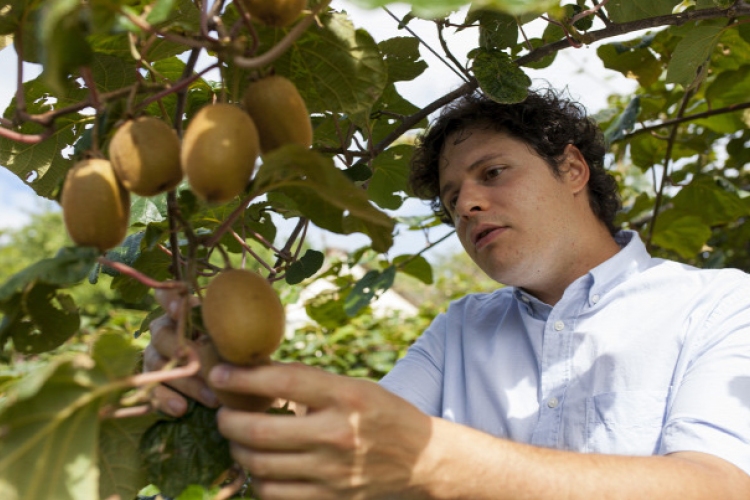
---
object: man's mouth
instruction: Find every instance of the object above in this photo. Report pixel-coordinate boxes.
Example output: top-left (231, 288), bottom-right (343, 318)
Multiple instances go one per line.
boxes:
top-left (472, 225), bottom-right (506, 247)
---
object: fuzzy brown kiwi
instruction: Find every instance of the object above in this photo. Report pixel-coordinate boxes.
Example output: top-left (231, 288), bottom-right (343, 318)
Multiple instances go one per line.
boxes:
top-left (108, 116), bottom-right (183, 197)
top-left (181, 104), bottom-right (260, 203)
top-left (241, 75), bottom-right (312, 154)
top-left (61, 158), bottom-right (130, 252)
top-left (238, 0), bottom-right (306, 27)
top-left (201, 268), bottom-right (285, 366)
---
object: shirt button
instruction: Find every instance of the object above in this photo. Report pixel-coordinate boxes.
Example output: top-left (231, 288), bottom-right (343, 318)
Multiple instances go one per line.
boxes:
top-left (547, 397), bottom-right (559, 408)
top-left (521, 296), bottom-right (530, 303)
top-left (553, 320), bottom-right (565, 331)
top-left (592, 294), bottom-right (600, 304)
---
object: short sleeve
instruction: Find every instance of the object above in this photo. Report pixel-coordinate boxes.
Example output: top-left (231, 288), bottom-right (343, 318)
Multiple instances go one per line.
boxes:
top-left (379, 313), bottom-right (447, 416)
top-left (660, 279), bottom-right (750, 476)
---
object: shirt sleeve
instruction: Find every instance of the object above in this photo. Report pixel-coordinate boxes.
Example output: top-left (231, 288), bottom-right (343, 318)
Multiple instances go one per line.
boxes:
top-left (378, 312), bottom-right (447, 416)
top-left (660, 276), bottom-right (750, 476)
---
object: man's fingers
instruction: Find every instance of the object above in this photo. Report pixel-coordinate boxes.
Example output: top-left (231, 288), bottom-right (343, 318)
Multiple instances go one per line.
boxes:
top-left (151, 384), bottom-right (189, 417)
top-left (144, 343), bottom-right (219, 410)
top-left (154, 287), bottom-right (200, 320)
top-left (209, 362), bottom-right (349, 409)
top-left (218, 409), bottom-right (315, 451)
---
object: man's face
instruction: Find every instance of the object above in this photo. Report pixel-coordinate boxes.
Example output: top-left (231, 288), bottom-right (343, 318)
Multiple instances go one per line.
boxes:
top-left (438, 127), bottom-right (583, 298)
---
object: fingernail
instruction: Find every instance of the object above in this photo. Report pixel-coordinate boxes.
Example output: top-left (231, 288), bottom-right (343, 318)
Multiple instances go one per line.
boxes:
top-left (209, 365), bottom-right (229, 386)
top-left (167, 398), bottom-right (186, 416)
top-left (201, 387), bottom-right (219, 407)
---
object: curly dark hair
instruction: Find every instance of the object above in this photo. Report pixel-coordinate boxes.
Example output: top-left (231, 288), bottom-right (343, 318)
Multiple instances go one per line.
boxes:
top-left (409, 88), bottom-right (621, 235)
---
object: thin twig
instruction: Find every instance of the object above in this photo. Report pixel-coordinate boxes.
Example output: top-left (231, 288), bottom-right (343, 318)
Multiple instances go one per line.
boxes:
top-left (98, 257), bottom-right (189, 291)
top-left (382, 7), bottom-right (469, 83)
top-left (232, 0), bottom-right (331, 68)
top-left (646, 90), bottom-right (693, 250)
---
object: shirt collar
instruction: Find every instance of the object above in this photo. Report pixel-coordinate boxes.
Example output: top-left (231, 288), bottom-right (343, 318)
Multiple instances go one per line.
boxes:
top-left (585, 230), bottom-right (652, 306)
top-left (513, 230), bottom-right (652, 313)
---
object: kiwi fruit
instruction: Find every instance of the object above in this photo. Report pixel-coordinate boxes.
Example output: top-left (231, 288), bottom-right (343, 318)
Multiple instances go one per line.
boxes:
top-left (181, 104), bottom-right (260, 203)
top-left (61, 158), bottom-right (130, 252)
top-left (241, 75), bottom-right (312, 154)
top-left (201, 268), bottom-right (285, 366)
top-left (197, 338), bottom-right (275, 412)
top-left (238, 0), bottom-right (307, 27)
top-left (108, 116), bottom-right (183, 197)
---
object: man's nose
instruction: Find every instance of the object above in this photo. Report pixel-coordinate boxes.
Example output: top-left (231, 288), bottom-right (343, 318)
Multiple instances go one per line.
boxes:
top-left (455, 184), bottom-right (487, 219)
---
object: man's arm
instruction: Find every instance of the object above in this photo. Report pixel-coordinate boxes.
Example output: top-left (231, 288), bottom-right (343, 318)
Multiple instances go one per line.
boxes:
top-left (211, 362), bottom-right (750, 500)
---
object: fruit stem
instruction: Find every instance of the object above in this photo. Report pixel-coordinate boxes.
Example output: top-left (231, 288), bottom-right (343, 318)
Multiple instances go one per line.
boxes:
top-left (98, 257), bottom-right (189, 292)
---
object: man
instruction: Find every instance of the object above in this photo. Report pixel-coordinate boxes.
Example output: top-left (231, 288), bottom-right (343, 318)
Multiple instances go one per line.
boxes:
top-left (147, 88), bottom-right (750, 499)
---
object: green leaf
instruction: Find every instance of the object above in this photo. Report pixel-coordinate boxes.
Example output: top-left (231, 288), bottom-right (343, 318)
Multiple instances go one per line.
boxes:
top-left (665, 24), bottom-right (724, 88)
top-left (651, 212), bottom-right (712, 259)
top-left (605, 0), bottom-right (681, 22)
top-left (470, 48), bottom-right (530, 104)
top-left (394, 254), bottom-right (433, 284)
top-left (466, 10), bottom-right (518, 51)
top-left (145, 0), bottom-right (177, 25)
top-left (251, 145), bottom-right (395, 252)
top-left (344, 266), bottom-right (396, 317)
top-left (140, 402), bottom-right (233, 498)
top-left (604, 96), bottom-right (640, 145)
top-left (705, 65), bottom-right (750, 108)
top-left (91, 331), bottom-right (142, 380)
top-left (671, 176), bottom-right (749, 226)
top-left (0, 353), bottom-right (107, 500)
top-left (596, 41), bottom-right (661, 87)
top-left (0, 246), bottom-right (99, 302)
top-left (131, 195), bottom-right (168, 226)
top-left (111, 246), bottom-right (173, 304)
top-left (378, 36), bottom-right (427, 83)
top-left (0, 0), bottom-right (31, 35)
top-left (99, 413), bottom-right (160, 500)
top-left (11, 285), bottom-right (80, 354)
top-left (272, 12), bottom-right (387, 116)
top-left (368, 145), bottom-right (413, 210)
top-left (352, 0), bottom-right (555, 18)
top-left (39, 0), bottom-right (94, 95)
top-left (286, 249), bottom-right (326, 285)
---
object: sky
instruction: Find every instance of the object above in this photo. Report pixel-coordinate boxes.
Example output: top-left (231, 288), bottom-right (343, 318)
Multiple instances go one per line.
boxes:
top-left (0, 1), bottom-right (637, 257)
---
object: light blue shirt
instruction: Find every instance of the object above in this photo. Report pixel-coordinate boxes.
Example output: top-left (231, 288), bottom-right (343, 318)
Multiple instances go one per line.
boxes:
top-left (380, 231), bottom-right (750, 475)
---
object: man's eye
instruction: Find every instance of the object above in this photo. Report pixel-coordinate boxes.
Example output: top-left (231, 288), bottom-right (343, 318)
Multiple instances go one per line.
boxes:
top-left (486, 166), bottom-right (504, 179)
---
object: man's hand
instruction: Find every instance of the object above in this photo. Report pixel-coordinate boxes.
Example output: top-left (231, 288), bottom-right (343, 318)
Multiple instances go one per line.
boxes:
top-left (209, 362), bottom-right (435, 500)
top-left (143, 288), bottom-right (219, 416)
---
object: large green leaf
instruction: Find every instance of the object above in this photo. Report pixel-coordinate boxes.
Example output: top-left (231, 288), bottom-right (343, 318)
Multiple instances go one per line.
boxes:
top-left (670, 176), bottom-right (749, 226)
top-left (605, 0), bottom-right (681, 23)
top-left (351, 0), bottom-right (555, 18)
top-left (272, 12), bottom-right (388, 116)
top-left (368, 144), bottom-right (413, 210)
top-left (597, 39), bottom-right (662, 87)
top-left (99, 414), bottom-right (159, 500)
top-left (470, 48), bottom-right (530, 103)
top-left (344, 266), bottom-right (396, 317)
top-left (140, 402), bottom-right (233, 499)
top-left (666, 24), bottom-right (724, 88)
top-left (465, 9), bottom-right (519, 51)
top-left (0, 246), bottom-right (99, 302)
top-left (39, 0), bottom-right (94, 95)
top-left (651, 212), bottom-right (712, 259)
top-left (251, 145), bottom-right (395, 252)
top-left (378, 36), bottom-right (428, 83)
top-left (0, 356), bottom-right (102, 499)
top-left (0, 74), bottom-right (90, 199)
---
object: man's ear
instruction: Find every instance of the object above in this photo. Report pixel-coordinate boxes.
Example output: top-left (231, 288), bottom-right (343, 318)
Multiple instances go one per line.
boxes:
top-left (562, 144), bottom-right (590, 195)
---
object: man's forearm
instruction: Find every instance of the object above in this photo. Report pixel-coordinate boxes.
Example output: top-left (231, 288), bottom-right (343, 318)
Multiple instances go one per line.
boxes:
top-left (409, 417), bottom-right (750, 500)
